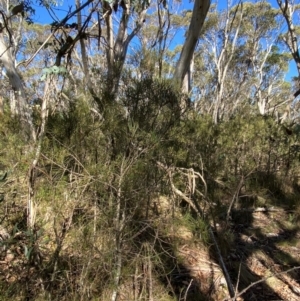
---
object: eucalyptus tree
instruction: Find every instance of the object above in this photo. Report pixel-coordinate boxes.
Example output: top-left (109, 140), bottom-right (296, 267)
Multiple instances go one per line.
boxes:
top-left (0, 0), bottom-right (36, 139)
top-left (277, 0), bottom-right (300, 82)
top-left (0, 0), bottom-right (212, 125)
top-left (173, 0), bottom-right (210, 92)
top-left (134, 1), bottom-right (173, 79)
top-left (235, 1), bottom-right (289, 117)
top-left (33, 0), bottom-right (154, 108)
top-left (192, 1), bottom-right (245, 122)
top-left (276, 0), bottom-right (300, 121)
top-left (36, 0), bottom-right (211, 101)
top-left (128, 1), bottom-right (185, 79)
top-left (192, 1), bottom-right (290, 122)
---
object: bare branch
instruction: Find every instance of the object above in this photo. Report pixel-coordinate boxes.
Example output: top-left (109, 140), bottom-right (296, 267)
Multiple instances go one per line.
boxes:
top-left (222, 266), bottom-right (300, 301)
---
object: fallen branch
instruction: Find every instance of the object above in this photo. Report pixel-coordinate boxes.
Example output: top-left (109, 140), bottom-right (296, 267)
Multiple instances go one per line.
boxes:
top-left (156, 161), bottom-right (206, 212)
top-left (237, 207), bottom-right (281, 213)
top-left (226, 176), bottom-right (244, 224)
top-left (222, 266), bottom-right (300, 301)
top-left (156, 161), bottom-right (235, 299)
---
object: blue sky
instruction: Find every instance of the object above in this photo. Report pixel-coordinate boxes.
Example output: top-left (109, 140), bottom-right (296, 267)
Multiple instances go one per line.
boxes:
top-left (31, 0), bottom-right (298, 81)
top-left (32, 0), bottom-right (285, 28)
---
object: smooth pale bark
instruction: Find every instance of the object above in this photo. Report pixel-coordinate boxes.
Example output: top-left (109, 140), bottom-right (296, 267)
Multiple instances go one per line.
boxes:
top-left (173, 0), bottom-right (210, 88)
top-left (105, 4), bottom-right (147, 97)
top-left (182, 54), bottom-right (194, 94)
top-left (0, 36), bottom-right (25, 113)
top-left (212, 3), bottom-right (243, 124)
top-left (0, 34), bottom-right (36, 140)
top-left (76, 1), bottom-right (90, 82)
top-left (255, 42), bottom-right (276, 116)
top-left (105, 12), bottom-right (114, 85)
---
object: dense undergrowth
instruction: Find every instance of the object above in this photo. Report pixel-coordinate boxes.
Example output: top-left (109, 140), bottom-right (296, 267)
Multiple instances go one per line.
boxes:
top-left (1, 78), bottom-right (300, 300)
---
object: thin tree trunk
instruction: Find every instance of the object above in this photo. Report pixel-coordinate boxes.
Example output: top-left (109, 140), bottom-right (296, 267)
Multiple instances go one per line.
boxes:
top-left (102, 2), bottom-right (150, 98)
top-left (76, 0), bottom-right (91, 86)
top-left (173, 0), bottom-right (210, 88)
top-left (28, 77), bottom-right (51, 228)
top-left (0, 34), bottom-right (36, 140)
top-left (276, 0), bottom-right (300, 120)
top-left (277, 0), bottom-right (300, 81)
top-left (212, 2), bottom-right (243, 123)
top-left (182, 54), bottom-right (194, 94)
top-left (105, 12), bottom-right (114, 90)
top-left (76, 0), bottom-right (102, 107)
top-left (111, 159), bottom-right (127, 301)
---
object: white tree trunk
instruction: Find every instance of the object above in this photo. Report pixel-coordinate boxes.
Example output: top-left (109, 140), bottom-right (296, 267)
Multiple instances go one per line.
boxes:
top-left (173, 0), bottom-right (210, 88)
top-left (0, 34), bottom-right (36, 140)
top-left (212, 3), bottom-right (243, 123)
top-left (0, 35), bottom-right (25, 114)
top-left (182, 54), bottom-right (194, 94)
top-left (105, 4), bottom-right (147, 98)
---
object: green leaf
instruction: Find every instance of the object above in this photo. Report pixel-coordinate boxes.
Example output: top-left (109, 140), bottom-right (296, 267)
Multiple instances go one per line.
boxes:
top-left (51, 66), bottom-right (60, 74)
top-left (58, 66), bottom-right (68, 75)
top-left (42, 67), bottom-right (52, 74)
top-left (24, 245), bottom-right (32, 260)
top-left (104, 0), bottom-right (114, 4)
top-left (40, 74), bottom-right (47, 81)
top-left (12, 224), bottom-right (19, 236)
top-left (0, 172), bottom-right (7, 182)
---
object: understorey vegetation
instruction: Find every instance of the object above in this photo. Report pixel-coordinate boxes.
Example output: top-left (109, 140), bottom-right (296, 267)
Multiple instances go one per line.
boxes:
top-left (1, 0), bottom-right (300, 300)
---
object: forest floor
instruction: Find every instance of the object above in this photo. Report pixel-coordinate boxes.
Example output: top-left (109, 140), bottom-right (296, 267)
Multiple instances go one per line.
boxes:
top-left (1, 196), bottom-right (300, 301)
top-left (224, 206), bottom-right (300, 301)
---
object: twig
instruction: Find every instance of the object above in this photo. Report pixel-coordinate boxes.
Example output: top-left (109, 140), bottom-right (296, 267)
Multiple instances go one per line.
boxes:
top-left (23, 0), bottom-right (95, 67)
top-left (238, 207), bottom-right (281, 213)
top-left (226, 176), bottom-right (244, 224)
top-left (156, 160), bottom-right (235, 299)
top-left (22, 32), bottom-right (54, 67)
top-left (183, 279), bottom-right (193, 301)
top-left (222, 266), bottom-right (300, 301)
top-left (234, 262), bottom-right (242, 300)
top-left (209, 226), bottom-right (235, 298)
